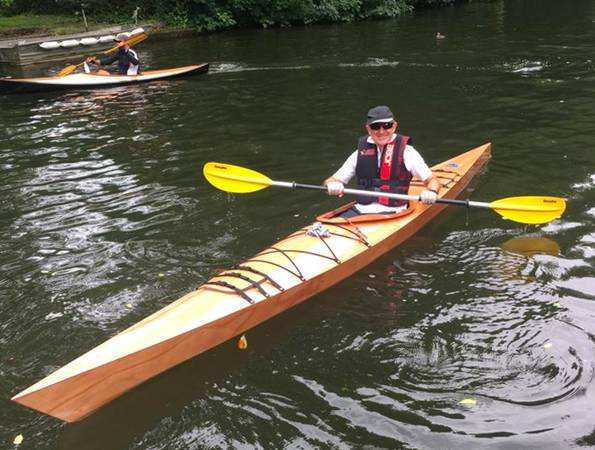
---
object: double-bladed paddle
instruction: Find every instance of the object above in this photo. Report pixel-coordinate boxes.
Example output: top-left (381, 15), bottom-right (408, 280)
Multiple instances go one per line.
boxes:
top-left (57, 31), bottom-right (148, 77)
top-left (203, 162), bottom-right (566, 225)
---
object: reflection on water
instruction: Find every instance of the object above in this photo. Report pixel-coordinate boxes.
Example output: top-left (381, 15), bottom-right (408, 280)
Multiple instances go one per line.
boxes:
top-left (324, 226), bottom-right (595, 447)
top-left (500, 235), bottom-right (561, 256)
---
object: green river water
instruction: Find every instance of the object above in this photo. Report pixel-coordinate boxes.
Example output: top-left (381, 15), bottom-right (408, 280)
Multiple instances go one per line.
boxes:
top-left (1, 1), bottom-right (595, 448)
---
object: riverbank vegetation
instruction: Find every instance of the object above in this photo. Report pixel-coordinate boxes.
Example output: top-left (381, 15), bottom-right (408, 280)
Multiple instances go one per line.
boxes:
top-left (0, 14), bottom-right (122, 37)
top-left (1, 0), bottom-right (463, 35)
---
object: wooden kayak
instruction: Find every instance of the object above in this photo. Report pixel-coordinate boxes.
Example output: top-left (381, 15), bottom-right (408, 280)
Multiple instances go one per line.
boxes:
top-left (11, 143), bottom-right (491, 422)
top-left (0, 63), bottom-right (209, 94)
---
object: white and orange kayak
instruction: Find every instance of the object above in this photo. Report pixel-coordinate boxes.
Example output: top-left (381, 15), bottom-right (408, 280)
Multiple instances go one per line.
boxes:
top-left (11, 143), bottom-right (491, 422)
top-left (0, 63), bottom-right (208, 94)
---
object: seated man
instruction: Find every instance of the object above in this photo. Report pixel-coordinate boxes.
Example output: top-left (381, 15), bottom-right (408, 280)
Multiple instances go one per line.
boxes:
top-left (324, 105), bottom-right (440, 218)
top-left (86, 33), bottom-right (140, 76)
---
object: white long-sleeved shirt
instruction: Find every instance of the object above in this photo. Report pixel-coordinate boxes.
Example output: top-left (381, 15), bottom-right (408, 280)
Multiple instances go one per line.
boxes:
top-left (332, 135), bottom-right (432, 213)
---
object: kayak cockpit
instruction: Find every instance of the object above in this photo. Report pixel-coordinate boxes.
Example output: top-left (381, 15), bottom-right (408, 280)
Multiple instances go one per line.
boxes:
top-left (317, 200), bottom-right (416, 224)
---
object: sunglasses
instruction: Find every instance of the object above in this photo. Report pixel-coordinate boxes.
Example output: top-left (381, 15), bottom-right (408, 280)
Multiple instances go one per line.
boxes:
top-left (369, 121), bottom-right (394, 130)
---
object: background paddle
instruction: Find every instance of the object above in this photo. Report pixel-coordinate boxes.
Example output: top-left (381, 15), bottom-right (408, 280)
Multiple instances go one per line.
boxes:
top-left (57, 32), bottom-right (148, 77)
top-left (203, 162), bottom-right (566, 225)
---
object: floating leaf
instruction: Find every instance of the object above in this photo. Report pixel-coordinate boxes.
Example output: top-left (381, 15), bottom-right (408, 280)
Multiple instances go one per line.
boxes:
top-left (459, 398), bottom-right (477, 405)
top-left (126, 303), bottom-right (133, 309)
top-left (544, 342), bottom-right (553, 349)
top-left (14, 434), bottom-right (24, 445)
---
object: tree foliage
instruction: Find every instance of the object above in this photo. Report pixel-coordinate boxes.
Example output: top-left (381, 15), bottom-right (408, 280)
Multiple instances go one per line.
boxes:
top-left (2, 0), bottom-right (461, 31)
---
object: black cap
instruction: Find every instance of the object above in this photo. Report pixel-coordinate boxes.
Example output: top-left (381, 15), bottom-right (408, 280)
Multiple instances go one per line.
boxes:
top-left (366, 105), bottom-right (394, 125)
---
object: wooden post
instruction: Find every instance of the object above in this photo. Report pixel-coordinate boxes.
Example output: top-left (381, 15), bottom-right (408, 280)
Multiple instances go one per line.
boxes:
top-left (133, 6), bottom-right (140, 26)
top-left (81, 5), bottom-right (89, 32)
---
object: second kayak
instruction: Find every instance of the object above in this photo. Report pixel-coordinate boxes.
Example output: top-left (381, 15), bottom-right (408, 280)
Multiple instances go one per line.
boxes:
top-left (0, 63), bottom-right (209, 94)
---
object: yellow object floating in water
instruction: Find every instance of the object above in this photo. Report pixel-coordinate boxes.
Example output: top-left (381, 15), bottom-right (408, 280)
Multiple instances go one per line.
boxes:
top-left (459, 398), bottom-right (477, 405)
top-left (544, 342), bottom-right (553, 349)
top-left (237, 334), bottom-right (248, 350)
top-left (14, 434), bottom-right (24, 445)
top-left (500, 236), bottom-right (561, 256)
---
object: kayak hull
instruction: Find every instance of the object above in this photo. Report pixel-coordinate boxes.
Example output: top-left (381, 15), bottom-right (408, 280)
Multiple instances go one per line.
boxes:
top-left (0, 63), bottom-right (208, 94)
top-left (12, 143), bottom-right (491, 422)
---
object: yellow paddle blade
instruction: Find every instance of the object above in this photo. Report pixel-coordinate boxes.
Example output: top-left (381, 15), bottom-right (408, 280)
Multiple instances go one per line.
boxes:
top-left (203, 162), bottom-right (273, 193)
top-left (128, 32), bottom-right (148, 46)
top-left (489, 196), bottom-right (566, 224)
top-left (58, 64), bottom-right (78, 77)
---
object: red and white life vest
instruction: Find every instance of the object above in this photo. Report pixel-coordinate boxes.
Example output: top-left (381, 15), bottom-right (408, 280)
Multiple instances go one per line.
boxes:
top-left (355, 134), bottom-right (413, 207)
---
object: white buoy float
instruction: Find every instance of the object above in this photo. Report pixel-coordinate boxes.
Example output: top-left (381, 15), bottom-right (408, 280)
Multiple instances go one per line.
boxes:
top-left (98, 35), bottom-right (115, 43)
top-left (80, 37), bottom-right (99, 46)
top-left (60, 39), bottom-right (80, 48)
top-left (130, 27), bottom-right (145, 35)
top-left (39, 41), bottom-right (60, 50)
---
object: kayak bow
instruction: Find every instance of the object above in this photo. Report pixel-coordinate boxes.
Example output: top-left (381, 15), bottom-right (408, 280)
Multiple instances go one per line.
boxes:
top-left (12, 143), bottom-right (491, 422)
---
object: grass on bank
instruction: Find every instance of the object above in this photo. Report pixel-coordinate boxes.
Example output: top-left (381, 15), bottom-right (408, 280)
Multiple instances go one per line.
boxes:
top-left (0, 14), bottom-right (139, 38)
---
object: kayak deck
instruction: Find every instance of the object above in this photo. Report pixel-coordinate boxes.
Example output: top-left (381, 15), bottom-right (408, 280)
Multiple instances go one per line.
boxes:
top-left (12, 143), bottom-right (491, 422)
top-left (0, 63), bottom-right (208, 94)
